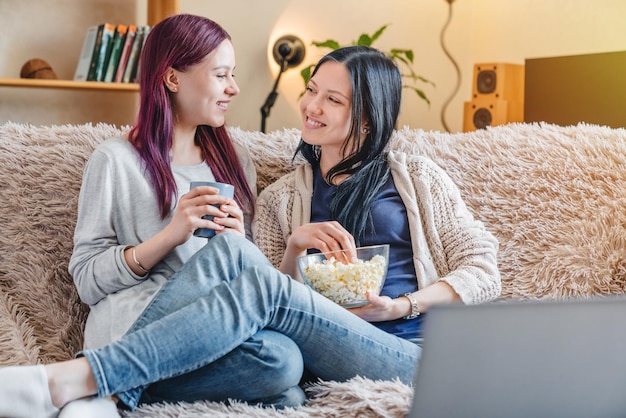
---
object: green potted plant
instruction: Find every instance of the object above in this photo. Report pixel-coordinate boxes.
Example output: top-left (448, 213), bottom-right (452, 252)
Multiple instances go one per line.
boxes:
top-left (300, 24), bottom-right (434, 106)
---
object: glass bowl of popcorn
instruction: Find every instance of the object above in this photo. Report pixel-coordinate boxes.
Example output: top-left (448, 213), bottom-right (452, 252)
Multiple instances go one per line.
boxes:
top-left (296, 244), bottom-right (389, 308)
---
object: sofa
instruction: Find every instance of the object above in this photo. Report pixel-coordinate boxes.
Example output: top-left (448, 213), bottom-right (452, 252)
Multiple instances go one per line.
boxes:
top-left (1, 121), bottom-right (625, 417)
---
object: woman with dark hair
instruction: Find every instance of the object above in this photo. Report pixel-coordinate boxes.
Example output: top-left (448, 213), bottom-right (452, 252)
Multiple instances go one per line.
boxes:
top-left (0, 44), bottom-right (499, 418)
top-left (253, 45), bottom-right (501, 357)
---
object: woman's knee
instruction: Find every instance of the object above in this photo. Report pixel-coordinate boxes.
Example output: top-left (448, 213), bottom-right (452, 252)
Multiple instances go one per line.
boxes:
top-left (208, 233), bottom-right (253, 255)
top-left (243, 330), bottom-right (304, 390)
top-left (204, 233), bottom-right (270, 268)
top-left (244, 331), bottom-right (307, 409)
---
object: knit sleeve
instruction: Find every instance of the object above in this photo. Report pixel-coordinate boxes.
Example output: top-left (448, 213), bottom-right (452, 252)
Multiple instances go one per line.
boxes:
top-left (234, 143), bottom-right (257, 240)
top-left (408, 156), bottom-right (501, 304)
top-left (252, 175), bottom-right (296, 267)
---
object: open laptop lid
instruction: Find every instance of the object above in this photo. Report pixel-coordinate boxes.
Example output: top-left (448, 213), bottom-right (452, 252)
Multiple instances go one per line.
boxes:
top-left (409, 296), bottom-right (626, 418)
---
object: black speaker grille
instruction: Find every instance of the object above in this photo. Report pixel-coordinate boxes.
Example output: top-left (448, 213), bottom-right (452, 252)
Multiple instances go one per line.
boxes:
top-left (473, 107), bottom-right (492, 130)
top-left (476, 70), bottom-right (497, 94)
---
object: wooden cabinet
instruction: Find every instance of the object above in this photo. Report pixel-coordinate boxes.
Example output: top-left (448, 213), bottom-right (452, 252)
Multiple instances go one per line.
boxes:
top-left (147, 0), bottom-right (180, 26)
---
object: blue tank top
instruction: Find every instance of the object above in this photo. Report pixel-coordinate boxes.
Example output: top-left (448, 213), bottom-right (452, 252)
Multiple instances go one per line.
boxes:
top-left (310, 164), bottom-right (424, 339)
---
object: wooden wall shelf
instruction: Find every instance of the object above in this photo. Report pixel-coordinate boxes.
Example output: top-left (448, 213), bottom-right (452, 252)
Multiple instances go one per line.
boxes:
top-left (0, 0), bottom-right (176, 113)
top-left (0, 78), bottom-right (138, 92)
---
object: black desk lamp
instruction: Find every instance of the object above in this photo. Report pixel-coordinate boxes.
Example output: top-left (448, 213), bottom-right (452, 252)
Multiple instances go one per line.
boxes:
top-left (260, 35), bottom-right (305, 133)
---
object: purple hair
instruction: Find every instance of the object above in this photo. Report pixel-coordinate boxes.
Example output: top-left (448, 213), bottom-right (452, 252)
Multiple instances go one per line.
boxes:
top-left (128, 14), bottom-right (254, 219)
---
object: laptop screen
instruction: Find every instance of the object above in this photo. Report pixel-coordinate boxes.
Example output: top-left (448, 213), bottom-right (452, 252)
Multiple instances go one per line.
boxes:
top-left (409, 297), bottom-right (626, 418)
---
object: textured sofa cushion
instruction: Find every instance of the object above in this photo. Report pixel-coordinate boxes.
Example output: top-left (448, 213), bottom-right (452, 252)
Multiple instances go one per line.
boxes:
top-left (0, 122), bottom-right (124, 363)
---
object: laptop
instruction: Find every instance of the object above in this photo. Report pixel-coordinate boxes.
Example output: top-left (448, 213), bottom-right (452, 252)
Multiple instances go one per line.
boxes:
top-left (408, 296), bottom-right (626, 418)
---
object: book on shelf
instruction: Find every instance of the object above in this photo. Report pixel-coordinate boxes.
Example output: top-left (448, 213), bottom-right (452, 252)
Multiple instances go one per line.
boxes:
top-left (133, 25), bottom-right (152, 83)
top-left (76, 22), bottom-right (150, 84)
top-left (122, 25), bottom-right (150, 83)
top-left (86, 24), bottom-right (106, 81)
top-left (73, 25), bottom-right (99, 81)
top-left (103, 24), bottom-right (128, 82)
top-left (92, 23), bottom-right (116, 82)
top-left (114, 24), bottom-right (137, 83)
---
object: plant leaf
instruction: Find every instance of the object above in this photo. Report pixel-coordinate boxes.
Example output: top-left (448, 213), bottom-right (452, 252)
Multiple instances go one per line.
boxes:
top-left (414, 75), bottom-right (436, 87)
top-left (300, 24), bottom-right (433, 107)
top-left (370, 24), bottom-right (389, 43)
top-left (356, 34), bottom-right (373, 46)
top-left (391, 52), bottom-right (411, 68)
top-left (300, 65), bottom-right (315, 85)
top-left (312, 40), bottom-right (341, 50)
top-left (403, 85), bottom-right (431, 106)
top-left (391, 48), bottom-right (414, 63)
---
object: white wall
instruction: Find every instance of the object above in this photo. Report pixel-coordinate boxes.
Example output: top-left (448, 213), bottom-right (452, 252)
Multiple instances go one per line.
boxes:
top-left (182, 0), bottom-right (464, 132)
top-left (1, 0), bottom-right (625, 132)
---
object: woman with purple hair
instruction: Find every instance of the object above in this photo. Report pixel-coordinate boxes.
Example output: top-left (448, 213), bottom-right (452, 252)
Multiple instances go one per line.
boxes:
top-left (0, 14), bottom-right (304, 417)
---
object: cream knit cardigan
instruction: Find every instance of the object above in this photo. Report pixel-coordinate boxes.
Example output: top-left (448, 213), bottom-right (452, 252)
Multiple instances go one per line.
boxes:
top-left (252, 151), bottom-right (501, 304)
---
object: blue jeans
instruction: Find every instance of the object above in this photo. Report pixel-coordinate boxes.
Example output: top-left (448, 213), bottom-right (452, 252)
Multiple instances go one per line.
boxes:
top-left (80, 234), bottom-right (421, 409)
top-left (93, 233), bottom-right (305, 410)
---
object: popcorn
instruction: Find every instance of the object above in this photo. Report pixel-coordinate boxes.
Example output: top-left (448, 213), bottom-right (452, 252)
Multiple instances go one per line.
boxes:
top-left (302, 254), bottom-right (386, 306)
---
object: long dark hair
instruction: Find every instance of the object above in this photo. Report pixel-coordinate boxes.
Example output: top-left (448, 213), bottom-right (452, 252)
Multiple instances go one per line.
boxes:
top-left (128, 14), bottom-right (254, 219)
top-left (295, 46), bottom-right (402, 245)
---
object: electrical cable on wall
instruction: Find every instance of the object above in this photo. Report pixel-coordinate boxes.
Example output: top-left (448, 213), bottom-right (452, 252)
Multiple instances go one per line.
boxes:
top-left (439, 0), bottom-right (461, 133)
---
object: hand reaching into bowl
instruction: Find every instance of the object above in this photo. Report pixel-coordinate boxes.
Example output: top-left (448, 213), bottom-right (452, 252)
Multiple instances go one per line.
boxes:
top-left (288, 221), bottom-right (357, 259)
top-left (281, 221), bottom-right (357, 278)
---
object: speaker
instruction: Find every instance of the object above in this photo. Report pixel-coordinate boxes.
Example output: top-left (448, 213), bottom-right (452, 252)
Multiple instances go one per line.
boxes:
top-left (471, 63), bottom-right (525, 101)
top-left (464, 62), bottom-right (525, 132)
top-left (463, 99), bottom-right (524, 132)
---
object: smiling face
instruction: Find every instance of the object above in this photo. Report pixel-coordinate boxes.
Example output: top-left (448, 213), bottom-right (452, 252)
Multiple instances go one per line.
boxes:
top-left (299, 60), bottom-right (355, 157)
top-left (169, 39), bottom-right (239, 129)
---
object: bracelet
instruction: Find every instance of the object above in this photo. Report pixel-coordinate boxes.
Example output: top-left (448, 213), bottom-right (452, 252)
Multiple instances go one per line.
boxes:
top-left (402, 293), bottom-right (420, 320)
top-left (131, 246), bottom-right (149, 274)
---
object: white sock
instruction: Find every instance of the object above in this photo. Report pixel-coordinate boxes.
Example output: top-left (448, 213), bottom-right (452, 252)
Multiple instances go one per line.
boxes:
top-left (0, 364), bottom-right (59, 418)
top-left (59, 397), bottom-right (120, 418)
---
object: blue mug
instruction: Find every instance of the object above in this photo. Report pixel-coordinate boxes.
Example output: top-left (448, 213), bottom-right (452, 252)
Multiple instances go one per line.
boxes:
top-left (190, 181), bottom-right (235, 238)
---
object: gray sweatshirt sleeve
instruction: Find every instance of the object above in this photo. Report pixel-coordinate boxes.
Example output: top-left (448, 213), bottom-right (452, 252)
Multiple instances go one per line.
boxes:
top-left (69, 139), bottom-right (157, 306)
top-left (234, 142), bottom-right (257, 240)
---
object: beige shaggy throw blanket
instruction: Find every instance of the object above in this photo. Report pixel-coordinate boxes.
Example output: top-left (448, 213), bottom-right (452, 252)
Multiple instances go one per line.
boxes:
top-left (1, 121), bottom-right (626, 417)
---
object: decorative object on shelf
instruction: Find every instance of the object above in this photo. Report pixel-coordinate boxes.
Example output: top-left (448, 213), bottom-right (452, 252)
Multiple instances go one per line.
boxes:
top-left (20, 59), bottom-right (57, 80)
top-left (299, 25), bottom-right (433, 106)
top-left (260, 35), bottom-right (306, 133)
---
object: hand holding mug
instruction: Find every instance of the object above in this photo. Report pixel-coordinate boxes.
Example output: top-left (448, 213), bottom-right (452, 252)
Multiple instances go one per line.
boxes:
top-left (190, 181), bottom-right (235, 238)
